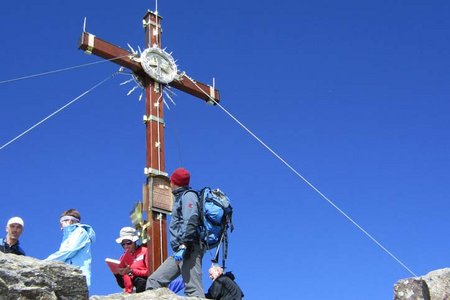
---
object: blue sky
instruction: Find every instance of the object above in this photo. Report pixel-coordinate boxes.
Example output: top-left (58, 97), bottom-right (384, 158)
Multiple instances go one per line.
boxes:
top-left (1, 1), bottom-right (449, 299)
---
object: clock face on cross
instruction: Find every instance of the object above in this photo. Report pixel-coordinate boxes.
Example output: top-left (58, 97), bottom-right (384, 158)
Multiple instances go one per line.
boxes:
top-left (140, 47), bottom-right (178, 84)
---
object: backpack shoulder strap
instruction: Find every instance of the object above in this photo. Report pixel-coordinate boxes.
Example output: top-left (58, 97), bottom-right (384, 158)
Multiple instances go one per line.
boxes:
top-left (180, 189), bottom-right (201, 213)
top-left (180, 189), bottom-right (198, 201)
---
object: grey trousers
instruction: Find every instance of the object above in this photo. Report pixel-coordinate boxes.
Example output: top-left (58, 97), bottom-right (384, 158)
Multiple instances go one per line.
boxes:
top-left (146, 243), bottom-right (204, 297)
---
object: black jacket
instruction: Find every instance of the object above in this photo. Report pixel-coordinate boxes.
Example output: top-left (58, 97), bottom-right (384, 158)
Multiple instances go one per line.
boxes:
top-left (0, 238), bottom-right (25, 256)
top-left (205, 272), bottom-right (244, 300)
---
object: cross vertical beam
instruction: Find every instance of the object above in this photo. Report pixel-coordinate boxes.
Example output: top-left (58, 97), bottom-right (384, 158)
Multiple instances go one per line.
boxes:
top-left (143, 11), bottom-right (168, 273)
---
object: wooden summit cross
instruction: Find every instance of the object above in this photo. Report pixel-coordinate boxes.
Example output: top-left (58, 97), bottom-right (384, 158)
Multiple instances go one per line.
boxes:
top-left (78, 10), bottom-right (220, 273)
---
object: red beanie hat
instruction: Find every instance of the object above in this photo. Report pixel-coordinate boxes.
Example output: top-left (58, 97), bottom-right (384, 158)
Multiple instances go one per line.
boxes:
top-left (170, 168), bottom-right (190, 186)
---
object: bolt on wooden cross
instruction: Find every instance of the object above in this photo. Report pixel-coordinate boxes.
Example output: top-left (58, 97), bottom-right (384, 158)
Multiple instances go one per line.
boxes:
top-left (78, 10), bottom-right (220, 273)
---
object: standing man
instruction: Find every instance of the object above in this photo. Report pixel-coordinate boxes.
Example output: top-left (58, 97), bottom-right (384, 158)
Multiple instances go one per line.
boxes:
top-left (146, 167), bottom-right (204, 297)
top-left (45, 209), bottom-right (96, 287)
top-left (0, 217), bottom-right (26, 256)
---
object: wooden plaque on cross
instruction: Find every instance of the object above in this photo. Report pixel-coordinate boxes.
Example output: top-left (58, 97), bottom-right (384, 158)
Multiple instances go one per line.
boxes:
top-left (78, 10), bottom-right (220, 273)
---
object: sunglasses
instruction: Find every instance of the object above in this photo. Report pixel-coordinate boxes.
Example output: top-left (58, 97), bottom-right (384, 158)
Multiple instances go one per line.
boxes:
top-left (121, 241), bottom-right (133, 246)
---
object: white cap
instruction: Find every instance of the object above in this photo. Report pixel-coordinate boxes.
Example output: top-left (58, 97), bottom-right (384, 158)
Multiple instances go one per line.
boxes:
top-left (115, 226), bottom-right (139, 244)
top-left (7, 217), bottom-right (24, 227)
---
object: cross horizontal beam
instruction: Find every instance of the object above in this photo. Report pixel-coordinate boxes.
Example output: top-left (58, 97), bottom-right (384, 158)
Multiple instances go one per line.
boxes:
top-left (78, 32), bottom-right (220, 103)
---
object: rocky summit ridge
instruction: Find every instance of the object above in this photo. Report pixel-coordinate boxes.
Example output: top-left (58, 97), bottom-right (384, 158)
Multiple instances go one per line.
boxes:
top-left (0, 252), bottom-right (448, 299)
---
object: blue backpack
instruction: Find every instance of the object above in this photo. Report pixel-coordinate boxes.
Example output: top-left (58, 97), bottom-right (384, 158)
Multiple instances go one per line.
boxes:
top-left (184, 187), bottom-right (234, 265)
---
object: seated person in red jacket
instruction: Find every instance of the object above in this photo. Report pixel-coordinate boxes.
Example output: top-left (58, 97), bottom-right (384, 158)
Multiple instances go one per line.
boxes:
top-left (206, 264), bottom-right (244, 300)
top-left (114, 227), bottom-right (148, 293)
top-left (113, 227), bottom-right (184, 294)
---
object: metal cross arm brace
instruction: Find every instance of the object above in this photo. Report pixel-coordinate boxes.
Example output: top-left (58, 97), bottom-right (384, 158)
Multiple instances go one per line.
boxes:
top-left (143, 114), bottom-right (165, 125)
top-left (78, 32), bottom-right (220, 103)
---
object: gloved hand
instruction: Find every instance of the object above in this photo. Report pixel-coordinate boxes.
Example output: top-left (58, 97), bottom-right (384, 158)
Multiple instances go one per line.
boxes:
top-left (173, 248), bottom-right (186, 262)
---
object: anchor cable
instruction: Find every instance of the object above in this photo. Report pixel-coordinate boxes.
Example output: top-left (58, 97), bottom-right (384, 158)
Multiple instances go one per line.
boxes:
top-left (0, 55), bottom-right (130, 85)
top-left (183, 76), bottom-right (418, 277)
top-left (0, 72), bottom-right (118, 151)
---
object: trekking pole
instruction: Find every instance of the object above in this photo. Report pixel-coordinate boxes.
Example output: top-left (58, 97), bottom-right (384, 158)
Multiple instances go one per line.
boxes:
top-left (212, 241), bottom-right (221, 263)
top-left (213, 231), bottom-right (226, 264)
top-left (222, 231), bottom-right (228, 269)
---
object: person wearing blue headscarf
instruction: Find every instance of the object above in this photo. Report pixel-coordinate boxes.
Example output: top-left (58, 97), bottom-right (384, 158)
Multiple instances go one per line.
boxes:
top-left (46, 208), bottom-right (96, 287)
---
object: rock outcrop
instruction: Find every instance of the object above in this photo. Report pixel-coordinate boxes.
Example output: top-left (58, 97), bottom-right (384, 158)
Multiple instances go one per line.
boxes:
top-left (3, 251), bottom-right (448, 300)
top-left (90, 289), bottom-right (202, 300)
top-left (0, 251), bottom-right (88, 299)
top-left (422, 268), bottom-right (450, 300)
top-left (394, 268), bottom-right (450, 300)
top-left (394, 278), bottom-right (430, 300)
top-left (0, 252), bottom-right (205, 300)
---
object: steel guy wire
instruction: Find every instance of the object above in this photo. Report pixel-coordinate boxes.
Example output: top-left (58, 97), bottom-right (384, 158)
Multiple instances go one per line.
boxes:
top-left (0, 55), bottom-right (130, 85)
top-left (0, 72), bottom-right (118, 151)
top-left (183, 76), bottom-right (418, 277)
